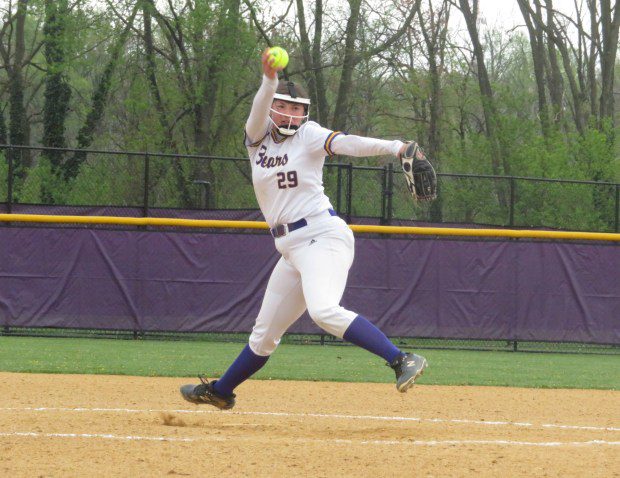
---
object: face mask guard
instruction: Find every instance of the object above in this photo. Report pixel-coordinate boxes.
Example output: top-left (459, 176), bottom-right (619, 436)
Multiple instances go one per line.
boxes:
top-left (268, 109), bottom-right (309, 135)
top-left (269, 82), bottom-right (311, 136)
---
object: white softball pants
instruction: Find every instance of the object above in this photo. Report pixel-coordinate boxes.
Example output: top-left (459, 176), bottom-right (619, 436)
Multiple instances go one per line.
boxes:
top-left (248, 211), bottom-right (358, 356)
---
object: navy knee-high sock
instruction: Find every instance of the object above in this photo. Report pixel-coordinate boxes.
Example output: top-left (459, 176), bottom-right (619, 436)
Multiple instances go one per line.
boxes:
top-left (213, 344), bottom-right (269, 396)
top-left (343, 316), bottom-right (402, 363)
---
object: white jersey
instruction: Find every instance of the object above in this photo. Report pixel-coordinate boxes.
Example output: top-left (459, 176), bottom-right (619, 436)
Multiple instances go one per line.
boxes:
top-left (247, 121), bottom-right (339, 227)
top-left (245, 75), bottom-right (404, 228)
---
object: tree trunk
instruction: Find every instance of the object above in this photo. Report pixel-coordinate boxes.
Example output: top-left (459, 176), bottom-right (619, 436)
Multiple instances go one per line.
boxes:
top-left (330, 0), bottom-right (421, 131)
top-left (599, 0), bottom-right (620, 127)
top-left (587, 0), bottom-right (599, 120)
top-left (331, 0), bottom-right (362, 131)
top-left (4, 0), bottom-right (31, 178)
top-left (295, 0), bottom-right (318, 118)
top-left (195, 0), bottom-right (241, 155)
top-left (64, 4), bottom-right (139, 180)
top-left (143, 0), bottom-right (175, 151)
top-left (150, 4), bottom-right (195, 130)
top-left (43, 0), bottom-right (71, 175)
top-left (312, 0), bottom-right (329, 125)
top-left (458, 1), bottom-right (506, 177)
top-left (550, 23), bottom-right (587, 134)
top-left (517, 0), bottom-right (550, 137)
top-left (419, 0), bottom-right (450, 221)
top-left (543, 1), bottom-right (564, 125)
top-left (529, 0), bottom-right (587, 135)
top-left (10, 0), bottom-right (31, 179)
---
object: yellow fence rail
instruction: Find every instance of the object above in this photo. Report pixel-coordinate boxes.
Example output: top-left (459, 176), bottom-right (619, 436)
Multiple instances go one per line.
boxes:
top-left (1, 213), bottom-right (619, 242)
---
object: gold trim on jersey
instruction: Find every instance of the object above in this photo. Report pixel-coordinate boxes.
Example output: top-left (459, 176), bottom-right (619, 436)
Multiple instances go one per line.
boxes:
top-left (270, 129), bottom-right (288, 144)
top-left (244, 130), bottom-right (269, 148)
top-left (324, 131), bottom-right (343, 156)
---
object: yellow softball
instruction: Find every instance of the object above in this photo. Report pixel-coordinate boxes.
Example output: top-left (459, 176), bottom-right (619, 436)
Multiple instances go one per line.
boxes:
top-left (267, 46), bottom-right (289, 69)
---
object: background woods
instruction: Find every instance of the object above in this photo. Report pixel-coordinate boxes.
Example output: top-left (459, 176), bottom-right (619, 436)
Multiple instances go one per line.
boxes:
top-left (0, 0), bottom-right (618, 227)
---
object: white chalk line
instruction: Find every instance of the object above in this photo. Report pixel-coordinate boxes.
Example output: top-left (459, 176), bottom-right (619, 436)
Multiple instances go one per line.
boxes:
top-left (0, 431), bottom-right (194, 443)
top-left (0, 431), bottom-right (619, 447)
top-left (0, 406), bottom-right (618, 432)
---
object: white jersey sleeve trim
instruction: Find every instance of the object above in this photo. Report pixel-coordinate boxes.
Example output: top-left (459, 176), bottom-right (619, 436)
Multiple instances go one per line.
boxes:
top-left (245, 74), bottom-right (278, 146)
top-left (330, 134), bottom-right (404, 158)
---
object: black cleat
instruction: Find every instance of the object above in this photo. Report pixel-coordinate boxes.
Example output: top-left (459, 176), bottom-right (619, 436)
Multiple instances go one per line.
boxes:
top-left (388, 352), bottom-right (428, 392)
top-left (180, 377), bottom-right (236, 410)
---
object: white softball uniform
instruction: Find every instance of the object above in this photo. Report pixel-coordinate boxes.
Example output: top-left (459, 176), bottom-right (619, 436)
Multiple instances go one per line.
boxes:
top-left (245, 75), bottom-right (404, 356)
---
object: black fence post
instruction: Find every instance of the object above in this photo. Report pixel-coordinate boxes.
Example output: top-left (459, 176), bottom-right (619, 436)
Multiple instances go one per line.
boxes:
top-left (6, 146), bottom-right (13, 214)
top-left (346, 162), bottom-right (353, 223)
top-left (509, 177), bottom-right (516, 227)
top-left (381, 165), bottom-right (387, 224)
top-left (386, 162), bottom-right (394, 225)
top-left (143, 152), bottom-right (150, 217)
top-left (381, 163), bottom-right (394, 225)
top-left (192, 180), bottom-right (211, 209)
top-left (336, 165), bottom-right (342, 215)
top-left (616, 184), bottom-right (620, 232)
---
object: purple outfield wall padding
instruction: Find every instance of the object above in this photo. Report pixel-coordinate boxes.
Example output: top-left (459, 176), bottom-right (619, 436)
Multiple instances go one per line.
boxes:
top-left (0, 226), bottom-right (618, 344)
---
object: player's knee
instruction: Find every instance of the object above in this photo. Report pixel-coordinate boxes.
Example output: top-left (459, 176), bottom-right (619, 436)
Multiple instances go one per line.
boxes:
top-left (307, 305), bottom-right (336, 324)
top-left (307, 305), bottom-right (354, 338)
top-left (248, 329), bottom-right (279, 356)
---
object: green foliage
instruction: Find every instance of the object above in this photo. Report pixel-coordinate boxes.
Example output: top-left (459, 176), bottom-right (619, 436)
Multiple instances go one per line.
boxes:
top-left (1, 1), bottom-right (618, 231)
top-left (574, 120), bottom-right (616, 181)
top-left (209, 159), bottom-right (256, 208)
top-left (149, 158), bottom-right (189, 208)
top-left (64, 154), bottom-right (145, 206)
top-left (19, 156), bottom-right (58, 203)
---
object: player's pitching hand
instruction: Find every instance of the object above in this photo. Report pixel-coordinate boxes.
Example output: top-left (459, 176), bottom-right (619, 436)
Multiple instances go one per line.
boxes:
top-left (262, 48), bottom-right (284, 79)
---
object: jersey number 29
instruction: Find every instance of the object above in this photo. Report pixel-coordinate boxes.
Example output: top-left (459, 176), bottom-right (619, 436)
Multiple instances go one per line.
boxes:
top-left (277, 171), bottom-right (298, 189)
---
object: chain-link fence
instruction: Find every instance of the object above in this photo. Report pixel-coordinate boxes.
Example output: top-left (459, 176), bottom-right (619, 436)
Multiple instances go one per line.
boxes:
top-left (2, 145), bottom-right (619, 354)
top-left (1, 327), bottom-right (618, 355)
top-left (1, 145), bottom-right (618, 231)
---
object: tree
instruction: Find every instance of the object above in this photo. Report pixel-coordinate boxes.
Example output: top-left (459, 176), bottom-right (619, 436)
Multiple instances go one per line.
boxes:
top-left (64, 2), bottom-right (139, 180)
top-left (517, 0), bottom-right (551, 137)
top-left (331, 0), bottom-right (422, 131)
top-left (295, 0), bottom-right (330, 123)
top-left (598, 0), bottom-right (620, 128)
top-left (43, 0), bottom-right (71, 171)
top-left (420, 0), bottom-right (450, 220)
top-left (0, 0), bottom-right (32, 177)
top-left (330, 0), bottom-right (362, 131)
top-left (456, 0), bottom-right (510, 203)
top-left (544, 2), bottom-right (565, 126)
top-left (142, 0), bottom-right (175, 151)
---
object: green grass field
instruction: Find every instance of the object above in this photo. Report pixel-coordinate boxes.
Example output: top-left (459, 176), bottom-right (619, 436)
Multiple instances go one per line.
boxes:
top-left (0, 336), bottom-right (618, 390)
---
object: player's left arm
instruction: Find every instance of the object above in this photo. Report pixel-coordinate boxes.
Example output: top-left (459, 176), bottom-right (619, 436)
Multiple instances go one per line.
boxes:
top-left (328, 133), bottom-right (405, 158)
top-left (299, 123), bottom-right (402, 159)
top-left (330, 133), bottom-right (438, 202)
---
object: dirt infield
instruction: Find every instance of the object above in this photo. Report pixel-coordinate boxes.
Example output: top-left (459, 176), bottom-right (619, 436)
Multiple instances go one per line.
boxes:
top-left (0, 372), bottom-right (618, 477)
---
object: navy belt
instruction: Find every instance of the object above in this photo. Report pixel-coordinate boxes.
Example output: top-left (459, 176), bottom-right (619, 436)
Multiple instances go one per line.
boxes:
top-left (271, 209), bottom-right (338, 238)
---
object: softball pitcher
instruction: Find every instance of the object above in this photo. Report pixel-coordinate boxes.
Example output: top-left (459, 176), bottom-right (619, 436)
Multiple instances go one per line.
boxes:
top-left (181, 50), bottom-right (432, 410)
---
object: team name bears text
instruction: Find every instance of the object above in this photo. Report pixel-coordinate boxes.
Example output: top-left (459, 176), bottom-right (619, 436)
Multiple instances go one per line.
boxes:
top-left (256, 145), bottom-right (288, 168)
